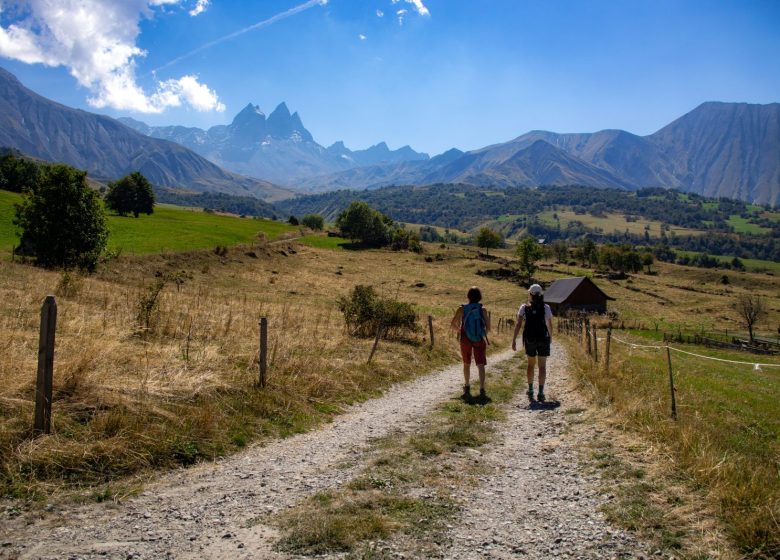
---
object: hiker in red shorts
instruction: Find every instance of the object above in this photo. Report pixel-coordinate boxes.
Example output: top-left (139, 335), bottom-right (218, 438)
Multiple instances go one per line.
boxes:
top-left (451, 286), bottom-right (491, 400)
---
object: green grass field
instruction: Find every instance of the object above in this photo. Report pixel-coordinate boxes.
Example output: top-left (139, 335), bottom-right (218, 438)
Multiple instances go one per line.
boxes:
top-left (297, 234), bottom-right (349, 249)
top-left (576, 333), bottom-right (780, 555)
top-left (727, 214), bottom-right (772, 235)
top-left (675, 249), bottom-right (780, 274)
top-left (0, 191), bottom-right (295, 255)
top-left (106, 205), bottom-right (294, 254)
top-left (537, 210), bottom-right (702, 238)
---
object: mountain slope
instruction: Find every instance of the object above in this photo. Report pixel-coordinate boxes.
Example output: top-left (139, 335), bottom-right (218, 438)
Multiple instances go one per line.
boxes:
top-left (648, 102), bottom-right (780, 203)
top-left (0, 67), bottom-right (291, 201)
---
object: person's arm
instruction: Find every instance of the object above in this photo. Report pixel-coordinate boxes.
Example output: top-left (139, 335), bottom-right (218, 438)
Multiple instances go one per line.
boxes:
top-left (482, 307), bottom-right (491, 333)
top-left (546, 306), bottom-right (553, 343)
top-left (450, 306), bottom-right (463, 332)
top-left (511, 308), bottom-right (524, 351)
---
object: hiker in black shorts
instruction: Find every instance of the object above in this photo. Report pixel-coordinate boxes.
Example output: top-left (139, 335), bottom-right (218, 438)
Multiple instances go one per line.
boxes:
top-left (511, 284), bottom-right (553, 402)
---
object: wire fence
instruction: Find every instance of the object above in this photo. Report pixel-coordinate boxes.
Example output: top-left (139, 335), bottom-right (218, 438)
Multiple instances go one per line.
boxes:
top-left (557, 317), bottom-right (780, 420)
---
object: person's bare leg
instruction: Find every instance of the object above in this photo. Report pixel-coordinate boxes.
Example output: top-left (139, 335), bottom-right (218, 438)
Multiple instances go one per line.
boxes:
top-left (538, 357), bottom-right (547, 387)
top-left (477, 364), bottom-right (486, 392)
top-left (526, 356), bottom-right (536, 385)
top-left (463, 362), bottom-right (471, 388)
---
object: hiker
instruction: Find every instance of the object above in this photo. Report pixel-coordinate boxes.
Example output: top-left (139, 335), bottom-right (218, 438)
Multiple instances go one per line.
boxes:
top-left (512, 283), bottom-right (553, 402)
top-left (451, 286), bottom-right (491, 400)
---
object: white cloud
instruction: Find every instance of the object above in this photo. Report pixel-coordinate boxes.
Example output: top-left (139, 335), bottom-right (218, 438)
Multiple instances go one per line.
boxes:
top-left (376, 9), bottom-right (384, 17)
top-left (390, 0), bottom-right (429, 18)
top-left (189, 0), bottom-right (210, 16)
top-left (396, 8), bottom-right (407, 25)
top-left (359, 33), bottom-right (367, 41)
top-left (0, 0), bottom-right (225, 113)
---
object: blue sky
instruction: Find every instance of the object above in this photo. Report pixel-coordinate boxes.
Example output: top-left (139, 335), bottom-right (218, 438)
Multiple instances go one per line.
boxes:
top-left (1, 0), bottom-right (779, 155)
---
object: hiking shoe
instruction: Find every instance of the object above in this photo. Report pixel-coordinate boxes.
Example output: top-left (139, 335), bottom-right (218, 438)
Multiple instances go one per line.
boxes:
top-left (526, 389), bottom-right (535, 401)
top-left (479, 388), bottom-right (486, 399)
top-left (537, 392), bottom-right (546, 403)
top-left (462, 385), bottom-right (471, 399)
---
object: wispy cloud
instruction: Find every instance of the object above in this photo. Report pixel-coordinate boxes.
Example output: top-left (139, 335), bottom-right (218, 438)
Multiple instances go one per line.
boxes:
top-left (359, 33), bottom-right (367, 41)
top-left (0, 0), bottom-right (225, 113)
top-left (376, 9), bottom-right (384, 17)
top-left (389, 0), bottom-right (430, 25)
top-left (153, 0), bottom-right (328, 74)
top-left (189, 0), bottom-right (210, 16)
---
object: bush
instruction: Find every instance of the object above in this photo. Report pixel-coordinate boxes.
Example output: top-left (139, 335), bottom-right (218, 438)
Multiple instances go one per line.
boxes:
top-left (14, 164), bottom-right (108, 271)
top-left (391, 228), bottom-right (423, 253)
top-left (337, 285), bottom-right (418, 338)
top-left (288, 215), bottom-right (299, 226)
top-left (301, 214), bottom-right (325, 230)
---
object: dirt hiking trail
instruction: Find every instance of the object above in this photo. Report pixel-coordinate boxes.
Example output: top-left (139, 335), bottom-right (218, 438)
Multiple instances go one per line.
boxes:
top-left (1, 346), bottom-right (652, 559)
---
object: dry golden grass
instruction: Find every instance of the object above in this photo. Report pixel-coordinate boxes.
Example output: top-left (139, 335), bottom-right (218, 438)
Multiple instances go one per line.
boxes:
top-left (0, 240), bottom-right (520, 501)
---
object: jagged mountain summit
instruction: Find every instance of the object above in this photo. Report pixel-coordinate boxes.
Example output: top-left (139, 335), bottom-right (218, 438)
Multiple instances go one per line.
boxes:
top-left (119, 105), bottom-right (429, 186)
top-left (0, 67), bottom-right (289, 200)
top-left (297, 102), bottom-right (780, 205)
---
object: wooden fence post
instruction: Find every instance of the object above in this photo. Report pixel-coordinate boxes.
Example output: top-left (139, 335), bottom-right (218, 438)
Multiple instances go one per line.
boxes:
top-left (593, 326), bottom-right (599, 363)
top-left (605, 324), bottom-right (612, 373)
top-left (368, 323), bottom-right (384, 364)
top-left (585, 320), bottom-right (592, 356)
top-left (258, 317), bottom-right (268, 387)
top-left (427, 314), bottom-right (434, 350)
top-left (665, 345), bottom-right (678, 420)
top-left (34, 295), bottom-right (57, 436)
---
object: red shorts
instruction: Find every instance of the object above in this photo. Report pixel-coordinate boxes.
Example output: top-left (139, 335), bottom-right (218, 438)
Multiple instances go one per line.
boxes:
top-left (460, 336), bottom-right (487, 366)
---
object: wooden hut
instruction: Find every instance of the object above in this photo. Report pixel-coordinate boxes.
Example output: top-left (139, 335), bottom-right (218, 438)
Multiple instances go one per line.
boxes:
top-left (543, 277), bottom-right (614, 315)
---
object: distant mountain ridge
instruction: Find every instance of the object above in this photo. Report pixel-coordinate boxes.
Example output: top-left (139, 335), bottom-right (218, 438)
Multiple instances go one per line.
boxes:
top-left (0, 67), bottom-right (290, 201)
top-left (119, 106), bottom-right (429, 186)
top-left (295, 102), bottom-right (780, 205)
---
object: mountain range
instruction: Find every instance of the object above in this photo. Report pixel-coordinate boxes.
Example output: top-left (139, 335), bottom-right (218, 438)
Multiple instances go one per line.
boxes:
top-left (0, 67), bottom-right (290, 201)
top-left (294, 103), bottom-right (780, 206)
top-left (0, 65), bottom-right (778, 206)
top-left (119, 104), bottom-right (429, 185)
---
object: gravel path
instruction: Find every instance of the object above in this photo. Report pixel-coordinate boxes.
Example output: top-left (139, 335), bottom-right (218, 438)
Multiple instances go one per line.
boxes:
top-left (433, 346), bottom-right (653, 559)
top-left (1, 345), bottom-right (653, 559)
top-left (1, 350), bottom-right (514, 559)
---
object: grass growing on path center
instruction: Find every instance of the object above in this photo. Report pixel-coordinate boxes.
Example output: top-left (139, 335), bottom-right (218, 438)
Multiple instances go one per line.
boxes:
top-left (271, 355), bottom-right (524, 556)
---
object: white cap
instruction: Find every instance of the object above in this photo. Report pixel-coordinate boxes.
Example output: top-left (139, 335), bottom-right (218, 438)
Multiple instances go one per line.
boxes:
top-left (528, 283), bottom-right (543, 295)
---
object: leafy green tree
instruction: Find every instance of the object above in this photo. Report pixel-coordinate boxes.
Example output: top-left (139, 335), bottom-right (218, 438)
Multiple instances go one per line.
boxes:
top-left (301, 214), bottom-right (324, 230)
top-left (642, 253), bottom-right (654, 273)
top-left (105, 171), bottom-right (155, 218)
top-left (0, 150), bottom-right (40, 193)
top-left (288, 215), bottom-right (299, 226)
top-left (581, 238), bottom-right (599, 267)
top-left (515, 236), bottom-right (543, 279)
top-left (14, 164), bottom-right (108, 270)
top-left (551, 239), bottom-right (568, 263)
top-left (335, 201), bottom-right (390, 247)
top-left (476, 227), bottom-right (501, 256)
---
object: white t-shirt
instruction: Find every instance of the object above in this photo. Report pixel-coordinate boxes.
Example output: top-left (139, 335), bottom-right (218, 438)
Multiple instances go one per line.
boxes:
top-left (517, 303), bottom-right (553, 322)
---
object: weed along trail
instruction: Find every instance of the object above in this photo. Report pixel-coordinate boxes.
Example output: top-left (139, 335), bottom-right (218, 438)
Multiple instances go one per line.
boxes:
top-left (3, 351), bottom-right (515, 559)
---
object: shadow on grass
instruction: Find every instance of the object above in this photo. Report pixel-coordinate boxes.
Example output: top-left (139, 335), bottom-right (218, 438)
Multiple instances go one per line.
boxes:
top-left (460, 393), bottom-right (493, 406)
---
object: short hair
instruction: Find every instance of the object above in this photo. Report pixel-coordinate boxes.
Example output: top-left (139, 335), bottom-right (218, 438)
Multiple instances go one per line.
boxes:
top-left (467, 286), bottom-right (482, 303)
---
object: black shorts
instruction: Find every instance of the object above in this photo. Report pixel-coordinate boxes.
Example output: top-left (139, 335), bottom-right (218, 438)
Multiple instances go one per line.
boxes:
top-left (523, 337), bottom-right (550, 357)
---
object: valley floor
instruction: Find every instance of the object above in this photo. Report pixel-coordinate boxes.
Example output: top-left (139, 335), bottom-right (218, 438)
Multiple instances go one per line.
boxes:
top-left (0, 344), bottom-right (691, 560)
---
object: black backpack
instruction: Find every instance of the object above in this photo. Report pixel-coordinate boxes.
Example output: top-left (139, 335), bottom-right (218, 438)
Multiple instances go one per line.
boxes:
top-left (522, 303), bottom-right (548, 339)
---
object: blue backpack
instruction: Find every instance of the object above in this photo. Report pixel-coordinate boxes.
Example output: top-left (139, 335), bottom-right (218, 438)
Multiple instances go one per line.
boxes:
top-left (462, 303), bottom-right (486, 343)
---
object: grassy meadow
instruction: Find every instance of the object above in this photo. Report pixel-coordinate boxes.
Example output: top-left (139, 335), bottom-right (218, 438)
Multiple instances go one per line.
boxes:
top-left (0, 230), bottom-right (523, 503)
top-left (548, 260), bottom-right (780, 557)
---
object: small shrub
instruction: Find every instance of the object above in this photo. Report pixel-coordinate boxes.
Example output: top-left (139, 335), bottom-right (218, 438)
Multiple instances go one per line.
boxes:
top-left (137, 279), bottom-right (166, 334)
top-left (301, 214), bottom-right (325, 230)
top-left (55, 270), bottom-right (83, 298)
top-left (337, 285), bottom-right (418, 338)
